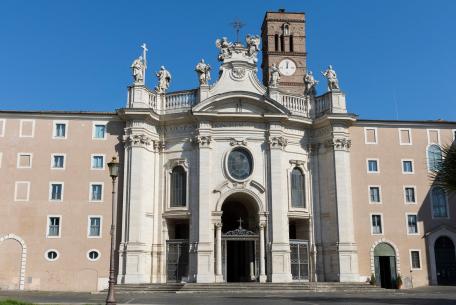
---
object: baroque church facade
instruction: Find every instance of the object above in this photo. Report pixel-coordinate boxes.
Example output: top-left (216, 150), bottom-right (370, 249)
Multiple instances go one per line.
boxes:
top-left (1, 10), bottom-right (455, 291)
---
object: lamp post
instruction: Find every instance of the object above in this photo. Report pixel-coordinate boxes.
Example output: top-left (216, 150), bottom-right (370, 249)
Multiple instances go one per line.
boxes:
top-left (106, 156), bottom-right (119, 305)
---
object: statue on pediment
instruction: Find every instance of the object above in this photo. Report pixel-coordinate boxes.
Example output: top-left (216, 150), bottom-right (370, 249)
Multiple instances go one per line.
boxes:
top-left (195, 59), bottom-right (211, 85)
top-left (156, 66), bottom-right (171, 93)
top-left (246, 34), bottom-right (261, 61)
top-left (304, 71), bottom-right (318, 95)
top-left (215, 37), bottom-right (233, 61)
top-left (269, 63), bottom-right (280, 87)
top-left (322, 65), bottom-right (340, 91)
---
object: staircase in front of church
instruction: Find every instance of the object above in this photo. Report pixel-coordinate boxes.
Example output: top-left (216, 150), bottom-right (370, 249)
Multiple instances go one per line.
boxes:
top-left (109, 282), bottom-right (385, 294)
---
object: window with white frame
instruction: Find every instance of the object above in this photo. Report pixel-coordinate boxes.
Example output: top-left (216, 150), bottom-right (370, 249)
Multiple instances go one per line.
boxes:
top-left (431, 187), bottom-right (448, 218)
top-left (93, 123), bottom-right (107, 139)
top-left (53, 122), bottom-right (67, 138)
top-left (427, 145), bottom-right (442, 172)
top-left (402, 160), bottom-right (414, 173)
top-left (404, 187), bottom-right (416, 203)
top-left (17, 153), bottom-right (32, 168)
top-left (47, 216), bottom-right (61, 237)
top-left (364, 127), bottom-right (377, 144)
top-left (14, 181), bottom-right (30, 201)
top-left (19, 119), bottom-right (35, 137)
top-left (45, 249), bottom-right (59, 261)
top-left (367, 159), bottom-right (379, 173)
top-left (49, 183), bottom-right (63, 201)
top-left (0, 119), bottom-right (5, 137)
top-left (90, 183), bottom-right (103, 201)
top-left (170, 166), bottom-right (186, 207)
top-left (369, 186), bottom-right (381, 203)
top-left (291, 167), bottom-right (306, 208)
top-left (410, 250), bottom-right (421, 269)
top-left (407, 214), bottom-right (418, 234)
top-left (399, 128), bottom-right (412, 145)
top-left (87, 249), bottom-right (100, 261)
top-left (91, 155), bottom-right (104, 169)
top-left (371, 214), bottom-right (383, 234)
top-left (51, 154), bottom-right (65, 169)
top-left (88, 217), bottom-right (101, 237)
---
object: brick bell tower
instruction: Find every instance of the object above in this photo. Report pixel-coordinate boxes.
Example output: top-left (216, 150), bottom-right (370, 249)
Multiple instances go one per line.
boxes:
top-left (261, 9), bottom-right (306, 95)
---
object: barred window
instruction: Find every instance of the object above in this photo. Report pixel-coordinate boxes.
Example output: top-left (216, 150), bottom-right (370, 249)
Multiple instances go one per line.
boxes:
top-left (291, 168), bottom-right (305, 208)
top-left (170, 166), bottom-right (186, 207)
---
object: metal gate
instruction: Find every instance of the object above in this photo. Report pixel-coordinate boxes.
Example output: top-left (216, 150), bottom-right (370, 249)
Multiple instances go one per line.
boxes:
top-left (290, 240), bottom-right (309, 281)
top-left (166, 239), bottom-right (189, 283)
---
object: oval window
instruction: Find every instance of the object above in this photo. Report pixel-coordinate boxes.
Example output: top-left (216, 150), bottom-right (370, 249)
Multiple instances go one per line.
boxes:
top-left (87, 250), bottom-right (100, 261)
top-left (45, 250), bottom-right (59, 261)
top-left (227, 147), bottom-right (253, 181)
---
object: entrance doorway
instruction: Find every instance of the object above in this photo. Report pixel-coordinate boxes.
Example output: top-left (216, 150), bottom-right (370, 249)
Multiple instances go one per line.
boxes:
top-left (435, 236), bottom-right (456, 285)
top-left (220, 192), bottom-right (260, 282)
top-left (374, 243), bottom-right (397, 289)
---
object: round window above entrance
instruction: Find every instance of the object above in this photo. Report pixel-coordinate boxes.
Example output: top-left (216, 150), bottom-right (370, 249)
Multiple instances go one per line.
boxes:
top-left (226, 147), bottom-right (253, 181)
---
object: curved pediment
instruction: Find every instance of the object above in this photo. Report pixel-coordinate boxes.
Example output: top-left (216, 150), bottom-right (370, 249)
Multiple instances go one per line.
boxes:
top-left (193, 91), bottom-right (290, 116)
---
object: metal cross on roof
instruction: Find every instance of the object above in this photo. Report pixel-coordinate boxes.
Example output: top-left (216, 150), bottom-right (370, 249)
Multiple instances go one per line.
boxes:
top-left (230, 18), bottom-right (245, 43)
top-left (237, 217), bottom-right (244, 229)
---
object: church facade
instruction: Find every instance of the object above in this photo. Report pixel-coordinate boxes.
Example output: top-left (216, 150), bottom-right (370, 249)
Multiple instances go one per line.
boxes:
top-left (0, 10), bottom-right (455, 291)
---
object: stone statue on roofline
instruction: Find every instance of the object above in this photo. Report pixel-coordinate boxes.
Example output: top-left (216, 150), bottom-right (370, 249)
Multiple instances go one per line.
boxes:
top-left (195, 59), bottom-right (211, 86)
top-left (304, 71), bottom-right (318, 96)
top-left (245, 34), bottom-right (261, 62)
top-left (321, 65), bottom-right (340, 92)
top-left (215, 37), bottom-right (233, 61)
top-left (269, 63), bottom-right (280, 87)
top-left (131, 56), bottom-right (145, 84)
top-left (156, 66), bottom-right (171, 93)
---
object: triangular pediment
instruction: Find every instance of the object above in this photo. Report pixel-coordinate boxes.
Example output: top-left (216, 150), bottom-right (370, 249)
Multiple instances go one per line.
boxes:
top-left (193, 91), bottom-right (290, 116)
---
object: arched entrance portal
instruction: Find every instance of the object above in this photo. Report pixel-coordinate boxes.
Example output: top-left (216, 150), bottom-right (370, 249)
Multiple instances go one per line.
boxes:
top-left (221, 192), bottom-right (259, 282)
top-left (434, 236), bottom-right (456, 285)
top-left (374, 243), bottom-right (397, 289)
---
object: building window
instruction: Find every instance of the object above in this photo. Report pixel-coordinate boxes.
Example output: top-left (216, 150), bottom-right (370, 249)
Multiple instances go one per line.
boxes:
top-left (0, 119), bottom-right (5, 137)
top-left (405, 187), bottom-right (416, 203)
top-left (399, 129), bottom-right (412, 145)
top-left (17, 153), bottom-right (32, 168)
top-left (91, 155), bottom-right (104, 169)
top-left (283, 23), bottom-right (290, 35)
top-left (50, 183), bottom-right (63, 201)
top-left (53, 122), bottom-right (67, 138)
top-left (367, 159), bottom-right (379, 173)
top-left (14, 181), bottom-right (30, 202)
top-left (280, 34), bottom-right (285, 52)
top-left (93, 123), bottom-right (107, 139)
top-left (428, 145), bottom-right (442, 172)
top-left (407, 214), bottom-right (418, 234)
top-left (90, 183), bottom-right (103, 201)
top-left (52, 154), bottom-right (65, 169)
top-left (427, 129), bottom-right (440, 144)
top-left (48, 216), bottom-right (61, 237)
top-left (45, 250), bottom-right (59, 261)
top-left (19, 119), bottom-right (35, 138)
top-left (290, 167), bottom-right (306, 208)
top-left (289, 35), bottom-right (294, 52)
top-left (371, 214), bottom-right (383, 234)
top-left (87, 250), bottom-right (100, 261)
top-left (369, 186), bottom-right (381, 203)
top-left (364, 127), bottom-right (377, 144)
top-left (410, 251), bottom-right (421, 269)
top-left (402, 160), bottom-right (414, 173)
top-left (88, 217), bottom-right (101, 237)
top-left (170, 166), bottom-right (186, 207)
top-left (431, 187), bottom-right (448, 218)
top-left (274, 34), bottom-right (279, 51)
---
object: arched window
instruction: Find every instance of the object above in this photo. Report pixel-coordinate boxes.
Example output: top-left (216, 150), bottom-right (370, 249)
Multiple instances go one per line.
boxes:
top-left (274, 34), bottom-right (279, 51)
top-left (170, 166), bottom-right (186, 207)
top-left (432, 187), bottom-right (448, 218)
top-left (289, 35), bottom-right (294, 52)
top-left (283, 23), bottom-right (290, 36)
top-left (428, 144), bottom-right (442, 171)
top-left (291, 168), bottom-right (305, 208)
top-left (280, 35), bottom-right (285, 52)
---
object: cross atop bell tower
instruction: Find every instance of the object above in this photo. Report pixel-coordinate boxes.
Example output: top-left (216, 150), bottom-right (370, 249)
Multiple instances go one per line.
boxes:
top-left (261, 9), bottom-right (306, 95)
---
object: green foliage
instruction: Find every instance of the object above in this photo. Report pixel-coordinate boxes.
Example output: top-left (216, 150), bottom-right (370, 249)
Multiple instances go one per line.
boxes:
top-left (369, 273), bottom-right (376, 285)
top-left (0, 299), bottom-right (34, 305)
top-left (430, 144), bottom-right (456, 193)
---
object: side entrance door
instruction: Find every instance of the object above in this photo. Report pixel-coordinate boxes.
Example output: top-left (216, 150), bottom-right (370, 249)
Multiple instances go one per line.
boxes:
top-left (166, 240), bottom-right (189, 283)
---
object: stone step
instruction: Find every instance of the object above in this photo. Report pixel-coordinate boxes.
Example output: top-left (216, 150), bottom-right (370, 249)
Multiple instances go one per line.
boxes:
top-left (110, 282), bottom-right (385, 294)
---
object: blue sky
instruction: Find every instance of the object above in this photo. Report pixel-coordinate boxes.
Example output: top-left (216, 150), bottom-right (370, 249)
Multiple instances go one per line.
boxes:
top-left (0, 0), bottom-right (455, 120)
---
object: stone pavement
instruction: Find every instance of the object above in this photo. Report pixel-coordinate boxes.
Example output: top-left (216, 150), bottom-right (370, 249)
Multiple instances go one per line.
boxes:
top-left (0, 286), bottom-right (455, 305)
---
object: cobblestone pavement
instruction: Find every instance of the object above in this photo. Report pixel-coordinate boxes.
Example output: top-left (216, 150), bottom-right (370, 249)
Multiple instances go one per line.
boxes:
top-left (0, 286), bottom-right (455, 305)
